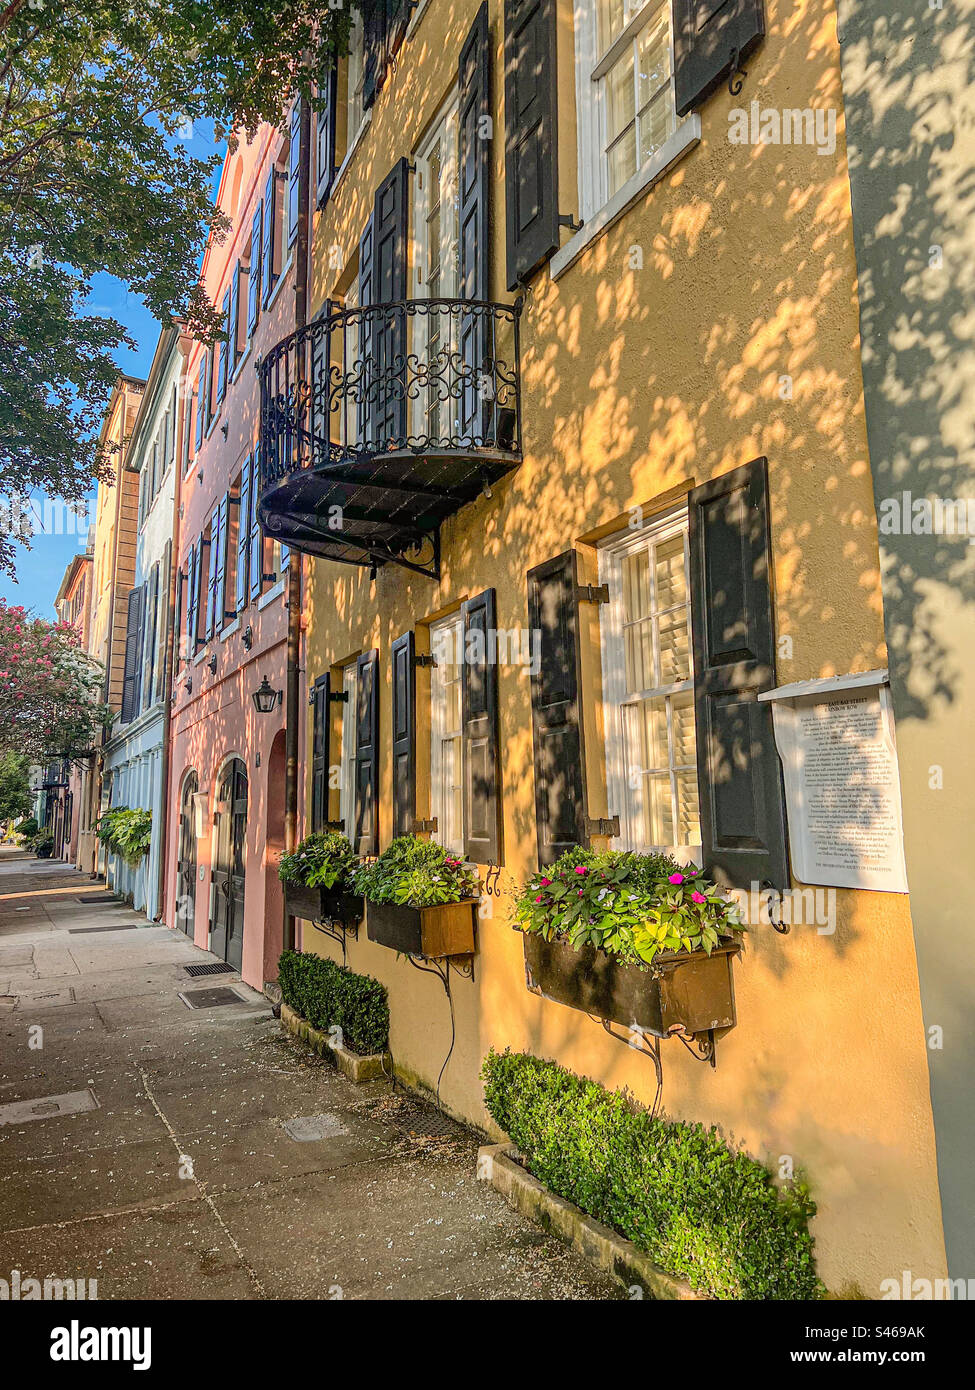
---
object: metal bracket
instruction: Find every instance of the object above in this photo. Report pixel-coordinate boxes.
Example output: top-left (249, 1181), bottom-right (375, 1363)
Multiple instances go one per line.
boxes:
top-left (762, 879), bottom-right (790, 934)
top-left (576, 583), bottom-right (610, 605)
top-left (328, 690), bottom-right (348, 703)
top-left (414, 653), bottom-right (437, 669)
top-left (671, 1026), bottom-right (718, 1069)
top-left (728, 45), bottom-right (747, 97)
top-left (586, 815), bottom-right (620, 838)
top-left (324, 819), bottom-right (345, 831)
top-left (412, 818), bottom-right (438, 834)
top-left (559, 212), bottom-right (583, 233)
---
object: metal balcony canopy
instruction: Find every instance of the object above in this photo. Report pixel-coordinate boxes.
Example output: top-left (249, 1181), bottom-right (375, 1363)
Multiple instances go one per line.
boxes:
top-left (258, 298), bottom-right (523, 579)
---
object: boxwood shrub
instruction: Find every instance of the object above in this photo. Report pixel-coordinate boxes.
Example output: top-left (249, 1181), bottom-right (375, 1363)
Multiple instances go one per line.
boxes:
top-left (482, 1049), bottom-right (823, 1301)
top-left (278, 950), bottom-right (389, 1056)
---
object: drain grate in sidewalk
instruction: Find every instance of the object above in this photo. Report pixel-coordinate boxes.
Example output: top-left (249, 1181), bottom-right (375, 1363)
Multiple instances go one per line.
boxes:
top-left (389, 1100), bottom-right (467, 1140)
top-left (69, 924), bottom-right (141, 934)
top-left (184, 962), bottom-right (236, 978)
top-left (177, 987), bottom-right (247, 1009)
top-left (76, 894), bottom-right (123, 904)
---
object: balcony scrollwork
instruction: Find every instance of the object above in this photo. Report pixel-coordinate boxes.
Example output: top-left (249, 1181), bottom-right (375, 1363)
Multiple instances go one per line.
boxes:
top-left (258, 298), bottom-right (523, 579)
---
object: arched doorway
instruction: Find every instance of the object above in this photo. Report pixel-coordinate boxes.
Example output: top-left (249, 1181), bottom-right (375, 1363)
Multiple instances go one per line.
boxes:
top-left (177, 771), bottom-right (198, 936)
top-left (211, 758), bottom-right (247, 971)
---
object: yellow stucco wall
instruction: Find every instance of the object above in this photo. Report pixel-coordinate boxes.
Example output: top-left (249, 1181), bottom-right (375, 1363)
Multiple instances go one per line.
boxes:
top-left (301, 0), bottom-right (947, 1294)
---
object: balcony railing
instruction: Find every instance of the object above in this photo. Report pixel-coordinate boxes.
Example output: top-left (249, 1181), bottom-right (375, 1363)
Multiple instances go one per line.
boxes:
top-left (258, 298), bottom-right (523, 578)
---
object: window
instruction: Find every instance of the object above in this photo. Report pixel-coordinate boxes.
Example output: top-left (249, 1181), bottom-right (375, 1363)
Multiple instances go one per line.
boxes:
top-left (576, 0), bottom-right (678, 218)
top-left (216, 289), bottom-right (231, 402)
top-left (287, 104), bottom-right (301, 245)
top-left (413, 97), bottom-right (459, 440)
top-left (338, 663), bottom-right (358, 840)
top-left (343, 13), bottom-right (365, 155)
top-left (247, 203), bottom-right (262, 336)
top-left (261, 164), bottom-right (283, 307)
top-left (600, 509), bottom-right (700, 859)
top-left (429, 612), bottom-right (465, 855)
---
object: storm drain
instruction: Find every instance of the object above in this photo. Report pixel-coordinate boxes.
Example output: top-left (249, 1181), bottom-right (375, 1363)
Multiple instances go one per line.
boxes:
top-left (284, 1113), bottom-right (349, 1142)
top-left (76, 894), bottom-right (123, 904)
top-left (177, 986), bottom-right (247, 1010)
top-left (389, 1101), bottom-right (466, 1140)
top-left (69, 924), bottom-right (141, 934)
top-left (0, 1088), bottom-right (99, 1126)
top-left (184, 962), bottom-right (236, 978)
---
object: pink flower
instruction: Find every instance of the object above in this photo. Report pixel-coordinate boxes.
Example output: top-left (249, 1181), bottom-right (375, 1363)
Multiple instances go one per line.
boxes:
top-left (539, 877), bottom-right (551, 886)
top-left (577, 888), bottom-right (584, 896)
top-left (668, 872), bottom-right (684, 885)
top-left (574, 866), bottom-right (587, 875)
top-left (535, 895), bottom-right (544, 903)
top-left (691, 891), bottom-right (707, 904)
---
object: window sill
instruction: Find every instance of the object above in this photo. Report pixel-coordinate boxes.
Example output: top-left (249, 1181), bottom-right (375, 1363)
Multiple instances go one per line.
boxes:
top-left (550, 116), bottom-right (701, 282)
top-left (219, 617), bottom-right (240, 642)
top-left (257, 578), bottom-right (285, 609)
top-left (230, 344), bottom-right (252, 386)
top-left (264, 253), bottom-right (293, 314)
top-left (331, 112), bottom-right (373, 204)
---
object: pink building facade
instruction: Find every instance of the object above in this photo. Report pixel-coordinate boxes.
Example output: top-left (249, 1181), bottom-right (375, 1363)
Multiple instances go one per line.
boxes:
top-left (164, 122), bottom-right (304, 989)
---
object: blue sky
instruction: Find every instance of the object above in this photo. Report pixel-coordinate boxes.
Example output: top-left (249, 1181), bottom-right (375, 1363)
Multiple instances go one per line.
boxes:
top-left (7, 124), bottom-right (224, 619)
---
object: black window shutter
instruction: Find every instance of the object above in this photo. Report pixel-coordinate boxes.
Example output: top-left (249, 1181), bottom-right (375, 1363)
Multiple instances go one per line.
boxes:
top-left (142, 564), bottom-right (158, 712)
top-left (503, 0), bottom-right (559, 291)
top-left (315, 71), bottom-right (338, 205)
top-left (205, 508), bottom-right (219, 640)
top-left (120, 585), bottom-right (144, 724)
top-left (311, 673), bottom-right (331, 832)
top-left (216, 492), bottom-right (230, 625)
top-left (390, 630), bottom-right (415, 838)
top-left (236, 454), bottom-right (252, 612)
top-left (185, 541), bottom-right (197, 657)
top-left (359, 160), bottom-right (408, 446)
top-left (362, 3), bottom-right (388, 111)
top-left (353, 649), bottom-right (380, 855)
top-left (462, 589), bottom-right (502, 865)
top-left (526, 550), bottom-right (589, 866)
top-left (174, 554), bottom-right (185, 667)
top-left (155, 541), bottom-right (171, 703)
top-left (287, 104), bottom-right (301, 245)
top-left (673, 0), bottom-right (766, 118)
top-left (262, 167), bottom-right (279, 307)
top-left (247, 201), bottom-right (262, 334)
top-left (459, 3), bottom-right (491, 440)
top-left (688, 455), bottom-right (789, 891)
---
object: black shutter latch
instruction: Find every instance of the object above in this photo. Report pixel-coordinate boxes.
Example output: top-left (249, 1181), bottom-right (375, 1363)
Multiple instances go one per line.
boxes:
top-left (559, 212), bottom-right (583, 233)
top-left (575, 583), bottom-right (610, 605)
top-left (586, 816), bottom-right (620, 837)
top-left (328, 690), bottom-right (348, 703)
top-left (414, 652), bottom-right (437, 668)
top-left (412, 818), bottom-right (438, 833)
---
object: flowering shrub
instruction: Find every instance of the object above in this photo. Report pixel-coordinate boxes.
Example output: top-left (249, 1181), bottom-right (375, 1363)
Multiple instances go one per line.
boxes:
top-left (514, 847), bottom-right (740, 967)
top-left (0, 601), bottom-right (108, 762)
top-left (96, 807), bottom-right (152, 865)
top-left (278, 830), bottom-right (357, 889)
top-left (350, 835), bottom-right (479, 908)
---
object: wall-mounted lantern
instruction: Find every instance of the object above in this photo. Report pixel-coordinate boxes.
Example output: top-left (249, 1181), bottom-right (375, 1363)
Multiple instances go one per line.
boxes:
top-left (241, 624), bottom-right (253, 650)
top-left (252, 676), bottom-right (281, 714)
top-left (207, 652), bottom-right (217, 674)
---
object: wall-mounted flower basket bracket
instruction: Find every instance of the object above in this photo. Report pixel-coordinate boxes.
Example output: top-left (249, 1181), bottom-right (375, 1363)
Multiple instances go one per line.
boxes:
top-left (366, 898), bottom-right (477, 961)
top-left (522, 933), bottom-right (740, 1064)
top-left (285, 884), bottom-right (365, 963)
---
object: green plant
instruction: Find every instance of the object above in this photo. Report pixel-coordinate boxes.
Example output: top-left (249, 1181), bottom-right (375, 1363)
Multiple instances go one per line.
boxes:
top-left (32, 833), bottom-right (55, 858)
top-left (482, 1049), bottom-right (822, 1301)
top-left (277, 949), bottom-right (389, 1056)
top-left (15, 816), bottom-right (38, 841)
top-left (278, 830), bottom-right (356, 889)
top-left (514, 847), bottom-right (740, 968)
top-left (350, 835), bottom-right (479, 908)
top-left (96, 807), bottom-right (152, 866)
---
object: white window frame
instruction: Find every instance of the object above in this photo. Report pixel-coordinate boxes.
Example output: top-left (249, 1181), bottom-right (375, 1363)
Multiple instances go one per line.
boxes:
top-left (429, 612), bottom-right (465, 856)
top-left (574, 0), bottom-right (680, 221)
top-left (338, 662), bottom-right (358, 840)
top-left (346, 14), bottom-right (366, 157)
top-left (599, 505), bottom-right (701, 864)
top-left (412, 94), bottom-right (460, 440)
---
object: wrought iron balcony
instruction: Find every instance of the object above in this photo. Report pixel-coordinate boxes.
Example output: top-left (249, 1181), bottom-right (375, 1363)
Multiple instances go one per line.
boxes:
top-left (258, 298), bottom-right (523, 579)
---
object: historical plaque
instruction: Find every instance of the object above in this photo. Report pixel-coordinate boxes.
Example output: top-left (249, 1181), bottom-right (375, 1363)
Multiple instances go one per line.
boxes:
top-left (759, 670), bottom-right (908, 892)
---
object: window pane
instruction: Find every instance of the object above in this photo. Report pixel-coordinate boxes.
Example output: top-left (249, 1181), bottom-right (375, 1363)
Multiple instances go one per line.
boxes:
top-left (637, 13), bottom-right (671, 107)
top-left (607, 125), bottom-right (637, 197)
top-left (671, 691), bottom-right (696, 765)
top-left (639, 86), bottom-right (676, 166)
top-left (675, 769), bottom-right (700, 847)
top-left (654, 533), bottom-right (686, 609)
top-left (658, 609), bottom-right (690, 684)
top-left (598, 0), bottom-right (626, 53)
top-left (606, 50), bottom-right (636, 145)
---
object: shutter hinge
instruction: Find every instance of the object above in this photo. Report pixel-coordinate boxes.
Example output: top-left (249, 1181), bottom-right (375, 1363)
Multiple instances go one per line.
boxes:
top-left (328, 690), bottom-right (348, 703)
top-left (586, 816), bottom-right (620, 838)
top-left (414, 652), bottom-right (437, 668)
top-left (412, 818), bottom-right (438, 834)
top-left (559, 212), bottom-right (583, 234)
top-left (728, 46), bottom-right (747, 98)
top-left (324, 819), bottom-right (345, 831)
top-left (575, 583), bottom-right (610, 605)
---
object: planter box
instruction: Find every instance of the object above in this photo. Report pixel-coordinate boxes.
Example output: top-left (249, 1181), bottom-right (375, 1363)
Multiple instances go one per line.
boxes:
top-left (285, 883), bottom-right (364, 925)
top-left (280, 1003), bottom-right (389, 1083)
top-left (523, 932), bottom-right (739, 1038)
top-left (367, 899), bottom-right (477, 958)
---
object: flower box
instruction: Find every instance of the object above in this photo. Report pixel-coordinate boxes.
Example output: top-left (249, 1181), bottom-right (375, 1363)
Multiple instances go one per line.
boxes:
top-left (522, 931), bottom-right (740, 1038)
top-left (285, 883), bottom-right (363, 925)
top-left (366, 899), bottom-right (478, 958)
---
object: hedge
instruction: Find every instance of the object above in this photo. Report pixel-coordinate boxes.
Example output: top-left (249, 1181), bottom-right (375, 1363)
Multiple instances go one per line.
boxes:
top-left (278, 950), bottom-right (389, 1056)
top-left (482, 1049), bottom-right (823, 1301)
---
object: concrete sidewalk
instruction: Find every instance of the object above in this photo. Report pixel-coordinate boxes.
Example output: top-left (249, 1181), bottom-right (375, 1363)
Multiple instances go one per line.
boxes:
top-left (0, 859), bottom-right (617, 1300)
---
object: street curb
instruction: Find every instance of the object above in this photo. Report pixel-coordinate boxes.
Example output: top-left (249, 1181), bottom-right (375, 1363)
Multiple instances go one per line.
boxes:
top-left (476, 1143), bottom-right (703, 1301)
top-left (280, 1002), bottom-right (389, 1083)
